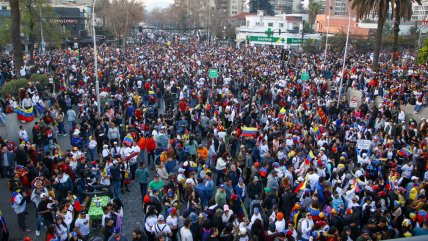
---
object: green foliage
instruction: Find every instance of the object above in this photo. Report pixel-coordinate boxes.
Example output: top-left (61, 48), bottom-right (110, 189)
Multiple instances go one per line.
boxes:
top-left (0, 18), bottom-right (11, 48)
top-left (302, 39), bottom-right (320, 53)
top-left (417, 37), bottom-right (428, 64)
top-left (20, 0), bottom-right (70, 49)
top-left (382, 22), bottom-right (393, 35)
top-left (0, 78), bottom-right (28, 98)
top-left (308, 0), bottom-right (322, 25)
top-left (28, 73), bottom-right (48, 85)
top-left (249, 0), bottom-right (275, 16)
top-left (303, 21), bottom-right (315, 34)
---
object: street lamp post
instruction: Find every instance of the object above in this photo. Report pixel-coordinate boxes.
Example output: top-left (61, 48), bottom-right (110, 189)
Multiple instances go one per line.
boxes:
top-left (39, 6), bottom-right (45, 54)
top-left (336, 2), bottom-right (351, 108)
top-left (324, 0), bottom-right (332, 67)
top-left (92, 0), bottom-right (101, 117)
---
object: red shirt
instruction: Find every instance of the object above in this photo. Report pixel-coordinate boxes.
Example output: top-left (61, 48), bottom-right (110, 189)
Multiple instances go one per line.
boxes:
top-left (179, 101), bottom-right (187, 112)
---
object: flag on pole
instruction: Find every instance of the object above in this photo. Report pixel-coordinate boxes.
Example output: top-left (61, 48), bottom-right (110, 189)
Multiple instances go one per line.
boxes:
top-left (294, 177), bottom-right (307, 194)
top-left (15, 106), bottom-right (34, 122)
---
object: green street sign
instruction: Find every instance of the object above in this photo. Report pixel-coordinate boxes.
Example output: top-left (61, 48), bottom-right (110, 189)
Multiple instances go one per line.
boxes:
top-left (248, 36), bottom-right (284, 43)
top-left (301, 72), bottom-right (309, 81)
top-left (209, 69), bottom-right (218, 78)
top-left (247, 36), bottom-right (303, 44)
top-left (287, 38), bottom-right (302, 44)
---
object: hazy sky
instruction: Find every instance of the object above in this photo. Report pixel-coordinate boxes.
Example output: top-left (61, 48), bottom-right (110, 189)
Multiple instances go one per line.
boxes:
top-left (144, 0), bottom-right (173, 10)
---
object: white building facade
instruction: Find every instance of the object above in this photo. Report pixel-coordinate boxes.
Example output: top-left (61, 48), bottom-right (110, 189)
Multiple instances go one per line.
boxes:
top-left (235, 11), bottom-right (321, 47)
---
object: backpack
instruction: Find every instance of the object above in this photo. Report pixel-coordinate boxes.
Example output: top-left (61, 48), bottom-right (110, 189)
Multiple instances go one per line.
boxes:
top-left (154, 224), bottom-right (167, 238)
top-left (297, 218), bottom-right (308, 234)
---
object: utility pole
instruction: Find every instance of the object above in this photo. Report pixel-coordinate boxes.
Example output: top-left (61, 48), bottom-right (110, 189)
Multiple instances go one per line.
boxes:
top-left (208, 2), bottom-right (211, 46)
top-left (337, 2), bottom-right (351, 108)
top-left (92, 0), bottom-right (101, 117)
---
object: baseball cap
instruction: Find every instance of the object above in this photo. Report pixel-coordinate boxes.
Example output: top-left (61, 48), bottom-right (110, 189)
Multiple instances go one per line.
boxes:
top-left (113, 227), bottom-right (121, 234)
top-left (40, 193), bottom-right (48, 198)
top-left (253, 176), bottom-right (259, 181)
top-left (157, 215), bottom-right (165, 221)
top-left (154, 174), bottom-right (160, 178)
top-left (254, 207), bottom-right (260, 213)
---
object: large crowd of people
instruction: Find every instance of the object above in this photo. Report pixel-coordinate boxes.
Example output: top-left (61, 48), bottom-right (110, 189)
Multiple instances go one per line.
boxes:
top-left (0, 31), bottom-right (427, 241)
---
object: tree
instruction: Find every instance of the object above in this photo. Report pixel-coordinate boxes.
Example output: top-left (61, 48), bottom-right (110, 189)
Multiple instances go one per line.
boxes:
top-left (391, 0), bottom-right (421, 62)
top-left (95, 0), bottom-right (110, 28)
top-left (249, 0), bottom-right (275, 16)
top-left (103, 0), bottom-right (144, 41)
top-left (351, 0), bottom-right (391, 69)
top-left (10, 0), bottom-right (24, 78)
top-left (308, 0), bottom-right (322, 25)
top-left (417, 37), bottom-right (428, 64)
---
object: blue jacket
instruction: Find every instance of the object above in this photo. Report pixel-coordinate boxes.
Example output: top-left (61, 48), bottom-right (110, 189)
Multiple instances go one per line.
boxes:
top-left (195, 183), bottom-right (209, 206)
top-left (164, 160), bottom-right (176, 174)
top-left (235, 184), bottom-right (246, 200)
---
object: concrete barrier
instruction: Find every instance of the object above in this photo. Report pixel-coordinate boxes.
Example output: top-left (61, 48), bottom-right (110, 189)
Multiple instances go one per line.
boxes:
top-left (345, 88), bottom-right (428, 122)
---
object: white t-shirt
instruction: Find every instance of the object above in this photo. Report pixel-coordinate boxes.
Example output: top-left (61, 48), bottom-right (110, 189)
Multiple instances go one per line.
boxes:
top-left (75, 216), bottom-right (90, 235)
top-left (401, 164), bottom-right (413, 179)
top-left (275, 219), bottom-right (286, 232)
top-left (166, 215), bottom-right (178, 230)
top-left (180, 226), bottom-right (193, 241)
top-left (152, 223), bottom-right (172, 236)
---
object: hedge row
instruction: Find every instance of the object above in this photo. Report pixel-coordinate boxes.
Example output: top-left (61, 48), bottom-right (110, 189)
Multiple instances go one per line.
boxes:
top-left (0, 74), bottom-right (49, 98)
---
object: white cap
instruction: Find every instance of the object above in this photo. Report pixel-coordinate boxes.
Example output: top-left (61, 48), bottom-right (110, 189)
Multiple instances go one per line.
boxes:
top-left (157, 215), bottom-right (165, 221)
top-left (113, 160), bottom-right (118, 165)
top-left (411, 176), bottom-right (419, 181)
top-left (40, 193), bottom-right (48, 198)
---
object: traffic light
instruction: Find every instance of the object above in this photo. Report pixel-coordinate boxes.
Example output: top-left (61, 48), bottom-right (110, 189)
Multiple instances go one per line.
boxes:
top-left (279, 29), bottom-right (281, 35)
top-left (281, 49), bottom-right (289, 61)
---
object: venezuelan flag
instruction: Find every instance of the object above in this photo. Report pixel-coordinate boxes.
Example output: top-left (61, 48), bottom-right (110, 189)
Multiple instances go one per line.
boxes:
top-left (98, 54), bottom-right (104, 64)
top-left (278, 107), bottom-right (286, 119)
top-left (192, 112), bottom-right (199, 122)
top-left (294, 177), bottom-right (307, 194)
top-left (385, 178), bottom-right (391, 191)
top-left (122, 135), bottom-right (133, 147)
top-left (352, 179), bottom-right (360, 193)
top-left (241, 127), bottom-right (258, 137)
top-left (148, 90), bottom-right (156, 98)
top-left (15, 106), bottom-right (34, 122)
top-left (307, 151), bottom-right (315, 161)
top-left (398, 148), bottom-right (413, 157)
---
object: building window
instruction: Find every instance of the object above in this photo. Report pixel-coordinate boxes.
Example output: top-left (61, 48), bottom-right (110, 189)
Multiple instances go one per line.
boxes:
top-left (1, 6), bottom-right (6, 10)
top-left (268, 22), bottom-right (273, 27)
top-left (256, 22), bottom-right (260, 26)
top-left (247, 21), bottom-right (250, 26)
top-left (279, 23), bottom-right (284, 27)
